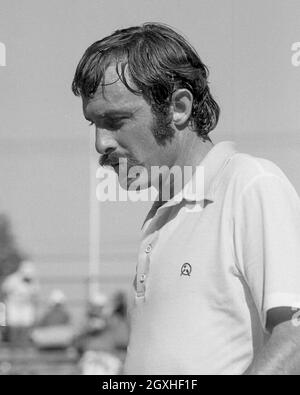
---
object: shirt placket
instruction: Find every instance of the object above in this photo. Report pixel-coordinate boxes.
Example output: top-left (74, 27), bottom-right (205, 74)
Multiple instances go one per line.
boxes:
top-left (135, 231), bottom-right (159, 300)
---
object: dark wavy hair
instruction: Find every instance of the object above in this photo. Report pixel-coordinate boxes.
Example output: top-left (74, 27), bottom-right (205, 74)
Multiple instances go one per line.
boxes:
top-left (72, 23), bottom-right (220, 139)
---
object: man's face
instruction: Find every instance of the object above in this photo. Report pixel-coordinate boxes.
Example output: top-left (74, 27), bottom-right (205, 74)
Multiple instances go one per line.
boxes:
top-left (82, 65), bottom-right (180, 190)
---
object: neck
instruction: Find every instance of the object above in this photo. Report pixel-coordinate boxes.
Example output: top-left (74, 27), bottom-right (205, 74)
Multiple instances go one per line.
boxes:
top-left (175, 132), bottom-right (213, 168)
top-left (158, 131), bottom-right (214, 202)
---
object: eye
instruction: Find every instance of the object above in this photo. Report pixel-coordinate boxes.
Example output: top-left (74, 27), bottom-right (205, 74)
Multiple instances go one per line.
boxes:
top-left (105, 119), bottom-right (124, 130)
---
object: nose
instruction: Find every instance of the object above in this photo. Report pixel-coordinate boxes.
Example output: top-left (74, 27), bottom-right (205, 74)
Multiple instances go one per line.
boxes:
top-left (95, 127), bottom-right (118, 155)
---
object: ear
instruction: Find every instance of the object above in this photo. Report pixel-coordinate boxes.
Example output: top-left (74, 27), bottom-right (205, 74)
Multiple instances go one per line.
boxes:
top-left (171, 89), bottom-right (193, 126)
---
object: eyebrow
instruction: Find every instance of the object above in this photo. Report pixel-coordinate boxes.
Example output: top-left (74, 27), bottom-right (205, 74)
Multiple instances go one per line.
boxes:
top-left (85, 109), bottom-right (136, 122)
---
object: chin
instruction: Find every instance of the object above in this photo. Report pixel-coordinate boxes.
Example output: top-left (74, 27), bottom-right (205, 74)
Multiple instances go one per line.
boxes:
top-left (120, 175), bottom-right (150, 192)
top-left (118, 177), bottom-right (130, 190)
top-left (131, 175), bottom-right (151, 191)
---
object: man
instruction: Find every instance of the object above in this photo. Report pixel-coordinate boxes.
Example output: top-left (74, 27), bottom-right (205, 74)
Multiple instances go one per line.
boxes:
top-left (2, 261), bottom-right (39, 344)
top-left (31, 290), bottom-right (74, 350)
top-left (72, 23), bottom-right (300, 375)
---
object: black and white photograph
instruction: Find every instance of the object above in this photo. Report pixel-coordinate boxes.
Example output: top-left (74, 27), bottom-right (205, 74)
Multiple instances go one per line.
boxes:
top-left (0, 0), bottom-right (300, 377)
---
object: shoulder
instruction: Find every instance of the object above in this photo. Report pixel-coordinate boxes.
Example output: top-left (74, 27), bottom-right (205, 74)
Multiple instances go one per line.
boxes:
top-left (218, 151), bottom-right (293, 197)
top-left (211, 150), bottom-right (300, 216)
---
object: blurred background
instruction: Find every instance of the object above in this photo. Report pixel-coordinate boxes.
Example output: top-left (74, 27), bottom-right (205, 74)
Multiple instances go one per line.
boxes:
top-left (0, 0), bottom-right (299, 374)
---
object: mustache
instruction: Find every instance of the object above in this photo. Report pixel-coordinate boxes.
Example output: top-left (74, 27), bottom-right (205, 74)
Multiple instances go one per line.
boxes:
top-left (99, 153), bottom-right (141, 167)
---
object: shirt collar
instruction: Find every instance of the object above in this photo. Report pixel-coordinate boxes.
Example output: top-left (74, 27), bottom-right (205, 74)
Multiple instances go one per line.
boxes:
top-left (160, 141), bottom-right (237, 209)
top-left (142, 141), bottom-right (237, 229)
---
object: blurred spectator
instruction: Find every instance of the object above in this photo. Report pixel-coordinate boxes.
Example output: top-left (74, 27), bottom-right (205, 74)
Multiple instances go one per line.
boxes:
top-left (75, 292), bottom-right (111, 356)
top-left (0, 214), bottom-right (24, 343)
top-left (112, 291), bottom-right (128, 320)
top-left (80, 350), bottom-right (122, 375)
top-left (75, 291), bottom-right (129, 362)
top-left (38, 290), bottom-right (71, 328)
top-left (86, 292), bottom-right (111, 334)
top-left (0, 302), bottom-right (6, 342)
top-left (31, 290), bottom-right (74, 351)
top-left (1, 261), bottom-right (39, 344)
top-left (109, 291), bottom-right (129, 350)
top-left (76, 291), bottom-right (128, 375)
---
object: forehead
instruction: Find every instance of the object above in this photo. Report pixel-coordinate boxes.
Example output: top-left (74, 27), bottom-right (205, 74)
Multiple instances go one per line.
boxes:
top-left (82, 65), bottom-right (145, 118)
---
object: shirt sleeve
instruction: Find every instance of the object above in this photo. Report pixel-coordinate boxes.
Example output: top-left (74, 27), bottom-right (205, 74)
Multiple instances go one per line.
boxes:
top-left (233, 173), bottom-right (300, 331)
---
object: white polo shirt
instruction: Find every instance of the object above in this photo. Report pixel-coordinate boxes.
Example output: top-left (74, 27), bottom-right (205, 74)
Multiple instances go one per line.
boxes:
top-left (123, 141), bottom-right (300, 375)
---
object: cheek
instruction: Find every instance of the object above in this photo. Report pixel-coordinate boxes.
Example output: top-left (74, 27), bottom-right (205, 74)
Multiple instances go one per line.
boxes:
top-left (124, 128), bottom-right (157, 158)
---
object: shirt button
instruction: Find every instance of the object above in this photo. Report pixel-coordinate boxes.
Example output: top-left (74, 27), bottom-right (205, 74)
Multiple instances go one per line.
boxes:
top-left (145, 244), bottom-right (152, 254)
top-left (140, 274), bottom-right (146, 283)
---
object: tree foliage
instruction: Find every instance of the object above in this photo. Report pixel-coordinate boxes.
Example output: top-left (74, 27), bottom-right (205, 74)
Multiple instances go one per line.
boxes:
top-left (0, 214), bottom-right (23, 282)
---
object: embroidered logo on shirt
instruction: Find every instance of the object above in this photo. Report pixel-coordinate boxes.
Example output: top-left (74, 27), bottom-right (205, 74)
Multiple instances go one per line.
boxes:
top-left (181, 263), bottom-right (192, 277)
